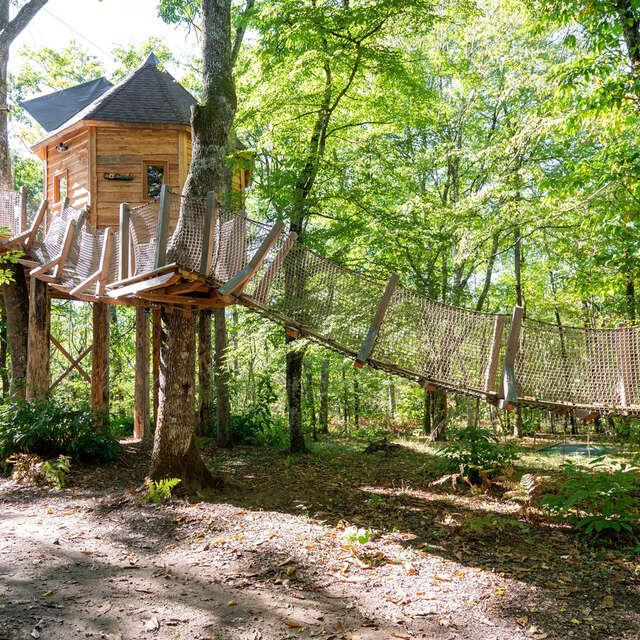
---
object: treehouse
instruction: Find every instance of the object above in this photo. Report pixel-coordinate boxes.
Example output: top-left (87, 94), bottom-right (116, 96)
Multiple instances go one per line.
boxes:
top-left (21, 53), bottom-right (251, 229)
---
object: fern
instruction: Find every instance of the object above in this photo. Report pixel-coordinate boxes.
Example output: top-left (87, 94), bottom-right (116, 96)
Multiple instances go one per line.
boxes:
top-left (143, 477), bottom-right (181, 504)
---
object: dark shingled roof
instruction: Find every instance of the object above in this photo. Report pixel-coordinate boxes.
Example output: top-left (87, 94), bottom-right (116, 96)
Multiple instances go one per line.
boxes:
top-left (20, 77), bottom-right (113, 132)
top-left (27, 54), bottom-right (197, 139)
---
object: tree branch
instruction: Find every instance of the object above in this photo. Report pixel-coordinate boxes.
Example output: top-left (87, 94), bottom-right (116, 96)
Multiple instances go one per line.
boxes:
top-left (230, 0), bottom-right (255, 69)
top-left (0, 0), bottom-right (49, 51)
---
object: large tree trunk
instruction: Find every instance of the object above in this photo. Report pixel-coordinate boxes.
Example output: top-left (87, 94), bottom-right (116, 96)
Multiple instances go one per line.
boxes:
top-left (0, 303), bottom-right (8, 396)
top-left (319, 357), bottom-right (329, 434)
top-left (513, 225), bottom-right (523, 438)
top-left (197, 310), bottom-right (213, 436)
top-left (151, 0), bottom-right (236, 487)
top-left (25, 278), bottom-right (49, 401)
top-left (287, 340), bottom-right (306, 452)
top-left (214, 307), bottom-right (231, 447)
top-left (151, 308), bottom-right (216, 490)
top-left (0, 0), bottom-right (50, 397)
top-left (304, 362), bottom-right (317, 440)
top-left (429, 388), bottom-right (448, 441)
top-left (91, 302), bottom-right (110, 423)
top-left (134, 307), bottom-right (150, 440)
top-left (3, 264), bottom-right (28, 396)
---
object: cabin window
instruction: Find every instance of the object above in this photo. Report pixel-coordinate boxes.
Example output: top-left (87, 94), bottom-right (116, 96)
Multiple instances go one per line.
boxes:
top-left (53, 170), bottom-right (68, 205)
top-left (144, 161), bottom-right (167, 198)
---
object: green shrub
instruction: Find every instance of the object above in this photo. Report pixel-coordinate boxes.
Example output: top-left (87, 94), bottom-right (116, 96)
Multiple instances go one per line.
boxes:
top-left (0, 397), bottom-right (120, 463)
top-left (231, 376), bottom-right (288, 448)
top-left (142, 477), bottom-right (180, 504)
top-left (542, 457), bottom-right (640, 540)
top-left (437, 425), bottom-right (519, 484)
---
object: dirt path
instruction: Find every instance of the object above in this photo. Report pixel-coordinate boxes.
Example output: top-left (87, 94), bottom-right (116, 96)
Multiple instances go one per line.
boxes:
top-left (1, 442), bottom-right (639, 640)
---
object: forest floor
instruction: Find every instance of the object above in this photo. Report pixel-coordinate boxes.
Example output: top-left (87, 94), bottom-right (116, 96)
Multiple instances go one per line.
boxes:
top-left (1, 436), bottom-right (639, 640)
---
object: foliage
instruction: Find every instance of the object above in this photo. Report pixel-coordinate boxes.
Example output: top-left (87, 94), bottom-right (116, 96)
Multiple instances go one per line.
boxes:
top-left (438, 426), bottom-right (520, 484)
top-left (0, 397), bottom-right (120, 463)
top-left (8, 453), bottom-right (70, 488)
top-left (542, 457), bottom-right (640, 540)
top-left (230, 375), bottom-right (288, 448)
top-left (142, 477), bottom-right (181, 505)
top-left (343, 526), bottom-right (372, 544)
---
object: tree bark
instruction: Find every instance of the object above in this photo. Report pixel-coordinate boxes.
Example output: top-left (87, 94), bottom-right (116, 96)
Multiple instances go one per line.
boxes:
top-left (422, 388), bottom-right (431, 434)
top-left (26, 277), bottom-right (49, 401)
top-left (152, 308), bottom-right (161, 426)
top-left (214, 307), bottom-right (231, 447)
top-left (513, 225), bottom-right (523, 438)
top-left (0, 0), bottom-right (50, 397)
top-left (3, 264), bottom-right (29, 396)
top-left (197, 310), bottom-right (213, 436)
top-left (353, 374), bottom-right (360, 428)
top-left (304, 362), bottom-right (317, 440)
top-left (388, 379), bottom-right (396, 421)
top-left (134, 307), bottom-right (150, 440)
top-left (429, 388), bottom-right (448, 441)
top-left (91, 302), bottom-right (109, 423)
top-left (151, 308), bottom-right (217, 490)
top-left (0, 303), bottom-right (8, 396)
top-left (287, 340), bottom-right (306, 452)
top-left (319, 357), bottom-right (329, 434)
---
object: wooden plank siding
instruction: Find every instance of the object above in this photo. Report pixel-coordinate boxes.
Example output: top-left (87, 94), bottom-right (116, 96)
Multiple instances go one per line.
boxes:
top-left (36, 120), bottom-right (251, 233)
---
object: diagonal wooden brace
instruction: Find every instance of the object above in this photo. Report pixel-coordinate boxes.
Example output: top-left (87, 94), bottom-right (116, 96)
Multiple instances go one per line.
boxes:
top-left (218, 221), bottom-right (285, 297)
top-left (355, 274), bottom-right (400, 368)
top-left (29, 214), bottom-right (82, 282)
top-left (498, 305), bottom-right (524, 411)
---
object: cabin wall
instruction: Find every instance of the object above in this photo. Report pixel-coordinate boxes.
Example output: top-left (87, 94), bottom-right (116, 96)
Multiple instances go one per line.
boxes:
top-left (94, 123), bottom-right (183, 229)
top-left (44, 128), bottom-right (90, 214)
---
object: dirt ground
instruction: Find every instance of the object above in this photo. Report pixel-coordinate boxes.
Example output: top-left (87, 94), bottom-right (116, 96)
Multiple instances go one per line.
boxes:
top-left (1, 440), bottom-right (639, 640)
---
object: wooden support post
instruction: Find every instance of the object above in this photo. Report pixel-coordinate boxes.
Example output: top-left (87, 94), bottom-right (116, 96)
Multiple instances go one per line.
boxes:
top-left (218, 221), bottom-right (285, 297)
top-left (615, 322), bottom-right (633, 408)
top-left (24, 200), bottom-right (48, 250)
top-left (19, 186), bottom-right (27, 233)
top-left (119, 203), bottom-right (130, 280)
top-left (154, 184), bottom-right (171, 268)
top-left (91, 302), bottom-right (110, 422)
top-left (26, 277), bottom-right (50, 401)
top-left (253, 232), bottom-right (297, 305)
top-left (134, 307), bottom-right (150, 439)
top-left (200, 191), bottom-right (217, 275)
top-left (152, 308), bottom-right (161, 426)
top-left (355, 274), bottom-right (400, 368)
top-left (483, 314), bottom-right (506, 396)
top-left (499, 305), bottom-right (524, 411)
top-left (69, 228), bottom-right (114, 297)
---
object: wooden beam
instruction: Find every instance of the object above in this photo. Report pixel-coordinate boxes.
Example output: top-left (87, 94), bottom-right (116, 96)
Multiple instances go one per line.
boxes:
top-left (252, 232), bottom-right (297, 305)
top-left (26, 277), bottom-right (50, 401)
top-left (19, 186), bottom-right (27, 233)
top-left (49, 345), bottom-right (91, 391)
top-left (29, 215), bottom-right (79, 281)
top-left (499, 305), bottom-right (524, 411)
top-left (200, 191), bottom-right (217, 275)
top-left (154, 184), bottom-right (171, 268)
top-left (69, 227), bottom-right (114, 297)
top-left (91, 302), bottom-right (110, 421)
top-left (355, 274), bottom-right (400, 368)
top-left (218, 221), bottom-right (285, 297)
top-left (119, 203), bottom-right (130, 281)
top-left (483, 314), bottom-right (506, 396)
top-left (106, 263), bottom-right (178, 290)
top-left (107, 272), bottom-right (178, 298)
top-left (133, 291), bottom-right (233, 307)
top-left (50, 334), bottom-right (91, 384)
top-left (134, 307), bottom-right (150, 440)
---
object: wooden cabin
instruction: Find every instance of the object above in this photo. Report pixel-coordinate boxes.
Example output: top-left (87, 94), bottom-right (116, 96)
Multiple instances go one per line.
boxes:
top-left (22, 54), bottom-right (251, 229)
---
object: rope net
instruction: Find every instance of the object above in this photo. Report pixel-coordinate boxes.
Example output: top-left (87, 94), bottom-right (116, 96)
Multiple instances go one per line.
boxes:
top-left (8, 187), bottom-right (640, 416)
top-left (0, 189), bottom-right (23, 237)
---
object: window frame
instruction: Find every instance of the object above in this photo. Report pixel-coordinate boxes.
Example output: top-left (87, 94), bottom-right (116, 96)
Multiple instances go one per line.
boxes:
top-left (53, 169), bottom-right (69, 208)
top-left (142, 160), bottom-right (168, 199)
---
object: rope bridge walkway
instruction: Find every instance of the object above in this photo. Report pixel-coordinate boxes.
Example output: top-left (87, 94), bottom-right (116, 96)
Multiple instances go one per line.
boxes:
top-left (1, 186), bottom-right (638, 418)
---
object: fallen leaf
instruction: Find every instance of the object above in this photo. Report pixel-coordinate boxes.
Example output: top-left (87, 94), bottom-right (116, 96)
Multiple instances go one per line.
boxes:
top-left (227, 600), bottom-right (237, 606)
top-left (602, 595), bottom-right (614, 609)
top-left (41, 590), bottom-right (53, 597)
top-left (286, 566), bottom-right (297, 576)
top-left (284, 621), bottom-right (300, 628)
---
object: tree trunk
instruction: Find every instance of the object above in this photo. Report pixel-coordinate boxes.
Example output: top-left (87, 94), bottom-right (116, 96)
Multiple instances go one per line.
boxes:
top-left (353, 374), bottom-right (360, 428)
top-left (287, 338), bottom-right (306, 452)
top-left (3, 264), bottom-right (28, 396)
top-left (429, 388), bottom-right (447, 441)
top-left (91, 302), bottom-right (109, 424)
top-left (341, 364), bottom-right (349, 429)
top-left (626, 275), bottom-right (636, 324)
top-left (151, 308), bottom-right (217, 490)
top-left (513, 225), bottom-right (523, 438)
top-left (304, 362), bottom-right (317, 440)
top-left (134, 307), bottom-right (150, 440)
top-left (214, 307), bottom-right (231, 447)
top-left (319, 357), bottom-right (329, 434)
top-left (197, 310), bottom-right (213, 436)
top-left (388, 379), bottom-right (396, 421)
top-left (26, 277), bottom-right (49, 401)
top-left (152, 308), bottom-right (161, 427)
top-left (0, 303), bottom-right (8, 396)
top-left (422, 388), bottom-right (431, 435)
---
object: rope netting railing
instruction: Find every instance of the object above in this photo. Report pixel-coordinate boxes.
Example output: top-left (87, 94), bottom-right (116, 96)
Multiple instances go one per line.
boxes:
top-left (7, 184), bottom-right (640, 416)
top-left (0, 188), bottom-right (25, 237)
